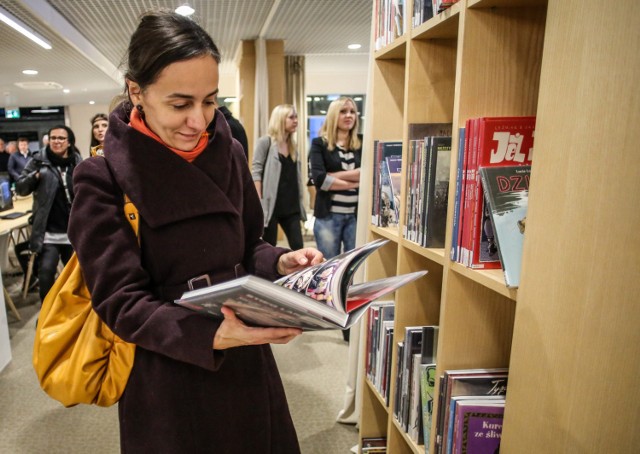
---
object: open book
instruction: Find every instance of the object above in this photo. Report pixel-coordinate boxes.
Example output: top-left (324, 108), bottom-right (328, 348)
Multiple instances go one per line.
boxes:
top-left (174, 239), bottom-right (427, 330)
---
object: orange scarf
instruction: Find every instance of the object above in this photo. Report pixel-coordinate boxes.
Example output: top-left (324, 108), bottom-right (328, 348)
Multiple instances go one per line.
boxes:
top-left (129, 108), bottom-right (208, 162)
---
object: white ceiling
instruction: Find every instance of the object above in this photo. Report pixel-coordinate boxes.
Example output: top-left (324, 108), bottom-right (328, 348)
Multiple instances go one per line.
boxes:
top-left (0, 0), bottom-right (372, 108)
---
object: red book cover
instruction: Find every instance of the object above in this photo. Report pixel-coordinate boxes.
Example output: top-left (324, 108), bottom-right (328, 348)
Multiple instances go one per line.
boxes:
top-left (460, 118), bottom-right (478, 266)
top-left (468, 116), bottom-right (535, 269)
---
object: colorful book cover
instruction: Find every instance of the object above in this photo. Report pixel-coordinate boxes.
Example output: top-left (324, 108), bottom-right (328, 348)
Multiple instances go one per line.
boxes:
top-left (452, 400), bottom-right (505, 454)
top-left (437, 370), bottom-right (508, 454)
top-left (468, 116), bottom-right (535, 269)
top-left (479, 165), bottom-right (531, 288)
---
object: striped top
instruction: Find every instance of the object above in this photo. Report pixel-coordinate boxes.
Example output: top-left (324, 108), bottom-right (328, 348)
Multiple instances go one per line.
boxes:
top-left (330, 147), bottom-right (358, 214)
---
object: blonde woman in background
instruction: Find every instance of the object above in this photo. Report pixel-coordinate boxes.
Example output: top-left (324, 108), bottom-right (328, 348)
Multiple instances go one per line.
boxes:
top-left (308, 96), bottom-right (362, 259)
top-left (252, 104), bottom-right (306, 250)
top-left (89, 113), bottom-right (109, 156)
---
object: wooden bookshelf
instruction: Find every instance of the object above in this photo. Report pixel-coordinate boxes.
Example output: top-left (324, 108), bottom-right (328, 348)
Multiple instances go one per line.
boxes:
top-left (358, 0), bottom-right (640, 452)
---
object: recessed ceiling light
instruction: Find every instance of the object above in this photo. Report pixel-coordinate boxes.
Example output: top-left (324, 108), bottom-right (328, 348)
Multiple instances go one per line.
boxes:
top-left (348, 43), bottom-right (362, 50)
top-left (22, 69), bottom-right (38, 75)
top-left (175, 5), bottom-right (195, 16)
top-left (89, 100), bottom-right (95, 105)
top-left (63, 89), bottom-right (70, 93)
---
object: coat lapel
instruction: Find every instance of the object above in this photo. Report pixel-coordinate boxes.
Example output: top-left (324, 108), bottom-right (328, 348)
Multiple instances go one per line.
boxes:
top-left (103, 104), bottom-right (240, 228)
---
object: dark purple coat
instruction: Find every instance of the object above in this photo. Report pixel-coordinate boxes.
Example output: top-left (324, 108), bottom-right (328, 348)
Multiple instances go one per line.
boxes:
top-left (68, 104), bottom-right (300, 453)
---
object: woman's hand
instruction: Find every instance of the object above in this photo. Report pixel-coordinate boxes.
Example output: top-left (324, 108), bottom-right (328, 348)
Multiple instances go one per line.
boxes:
top-left (213, 306), bottom-right (302, 349)
top-left (277, 247), bottom-right (324, 275)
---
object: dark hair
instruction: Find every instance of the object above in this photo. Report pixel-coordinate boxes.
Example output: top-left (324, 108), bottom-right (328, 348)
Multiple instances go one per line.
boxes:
top-left (90, 113), bottom-right (109, 147)
top-left (122, 10), bottom-right (221, 103)
top-left (48, 125), bottom-right (79, 154)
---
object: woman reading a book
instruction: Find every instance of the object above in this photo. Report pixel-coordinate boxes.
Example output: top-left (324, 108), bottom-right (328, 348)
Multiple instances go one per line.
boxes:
top-left (67, 10), bottom-right (322, 453)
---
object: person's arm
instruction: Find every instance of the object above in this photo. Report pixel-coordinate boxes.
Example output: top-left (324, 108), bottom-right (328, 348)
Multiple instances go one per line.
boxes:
top-left (251, 136), bottom-right (270, 198)
top-left (15, 157), bottom-right (39, 196)
top-left (7, 154), bottom-right (19, 182)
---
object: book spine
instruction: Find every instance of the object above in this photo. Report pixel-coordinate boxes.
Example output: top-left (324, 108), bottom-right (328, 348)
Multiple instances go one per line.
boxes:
top-left (449, 127), bottom-right (465, 261)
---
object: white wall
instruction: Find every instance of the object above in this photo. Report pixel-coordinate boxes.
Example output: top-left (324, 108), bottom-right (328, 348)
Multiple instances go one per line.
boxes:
top-left (220, 53), bottom-right (369, 98)
top-left (305, 54), bottom-right (369, 95)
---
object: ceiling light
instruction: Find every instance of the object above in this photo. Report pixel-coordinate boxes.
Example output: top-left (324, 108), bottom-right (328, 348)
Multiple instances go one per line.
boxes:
top-left (0, 6), bottom-right (52, 50)
top-left (224, 97), bottom-right (238, 103)
top-left (348, 43), bottom-right (361, 50)
top-left (31, 108), bottom-right (60, 113)
top-left (175, 5), bottom-right (195, 16)
top-left (63, 89), bottom-right (70, 93)
top-left (22, 69), bottom-right (38, 75)
top-left (89, 101), bottom-right (95, 105)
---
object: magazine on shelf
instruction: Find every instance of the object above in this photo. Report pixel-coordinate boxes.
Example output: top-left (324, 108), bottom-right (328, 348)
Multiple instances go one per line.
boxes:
top-left (174, 239), bottom-right (427, 330)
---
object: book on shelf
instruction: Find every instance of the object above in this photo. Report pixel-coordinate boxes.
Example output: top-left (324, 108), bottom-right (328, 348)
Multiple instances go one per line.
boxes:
top-left (408, 352), bottom-right (424, 443)
top-left (399, 326), bottom-right (425, 431)
top-left (419, 325), bottom-right (439, 451)
top-left (479, 165), bottom-right (531, 288)
top-left (361, 436), bottom-right (387, 453)
top-left (465, 116), bottom-right (535, 270)
top-left (405, 123), bottom-right (452, 243)
top-left (387, 155), bottom-right (402, 227)
top-left (435, 369), bottom-right (508, 454)
top-left (450, 398), bottom-right (505, 454)
top-left (422, 136), bottom-right (452, 248)
top-left (379, 155), bottom-right (401, 228)
top-left (175, 239), bottom-right (426, 331)
top-left (372, 140), bottom-right (402, 226)
top-left (412, 0), bottom-right (435, 27)
top-left (366, 301), bottom-right (395, 389)
top-left (449, 127), bottom-right (466, 261)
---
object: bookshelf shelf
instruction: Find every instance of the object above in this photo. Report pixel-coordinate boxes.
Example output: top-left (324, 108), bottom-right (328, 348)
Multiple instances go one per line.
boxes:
top-left (365, 378), bottom-right (389, 410)
top-left (449, 262), bottom-right (517, 301)
top-left (412, 2), bottom-right (461, 40)
top-left (359, 0), bottom-right (639, 453)
top-left (374, 36), bottom-right (408, 60)
top-left (370, 225), bottom-right (400, 243)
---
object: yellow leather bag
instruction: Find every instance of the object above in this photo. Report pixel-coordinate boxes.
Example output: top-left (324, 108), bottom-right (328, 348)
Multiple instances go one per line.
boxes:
top-left (33, 195), bottom-right (139, 407)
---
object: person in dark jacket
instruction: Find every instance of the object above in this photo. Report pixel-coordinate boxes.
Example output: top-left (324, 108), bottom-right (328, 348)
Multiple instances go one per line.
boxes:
top-left (8, 136), bottom-right (31, 183)
top-left (67, 10), bottom-right (322, 453)
top-left (217, 104), bottom-right (249, 159)
top-left (309, 96), bottom-right (362, 258)
top-left (16, 125), bottom-right (83, 302)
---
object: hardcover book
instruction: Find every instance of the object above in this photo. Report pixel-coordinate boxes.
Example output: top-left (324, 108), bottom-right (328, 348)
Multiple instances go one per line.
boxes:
top-left (479, 165), bottom-right (531, 288)
top-left (468, 116), bottom-right (535, 269)
top-left (436, 369), bottom-right (508, 454)
top-left (423, 136), bottom-right (452, 248)
top-left (175, 239), bottom-right (427, 331)
top-left (451, 399), bottom-right (505, 454)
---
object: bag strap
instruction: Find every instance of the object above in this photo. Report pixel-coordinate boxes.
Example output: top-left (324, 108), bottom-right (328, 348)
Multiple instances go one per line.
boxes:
top-left (96, 151), bottom-right (139, 238)
top-left (123, 194), bottom-right (139, 238)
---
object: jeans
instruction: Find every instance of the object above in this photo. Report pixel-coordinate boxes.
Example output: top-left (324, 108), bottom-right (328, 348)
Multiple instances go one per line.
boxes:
top-left (38, 243), bottom-right (73, 303)
top-left (263, 213), bottom-right (304, 250)
top-left (313, 213), bottom-right (356, 259)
